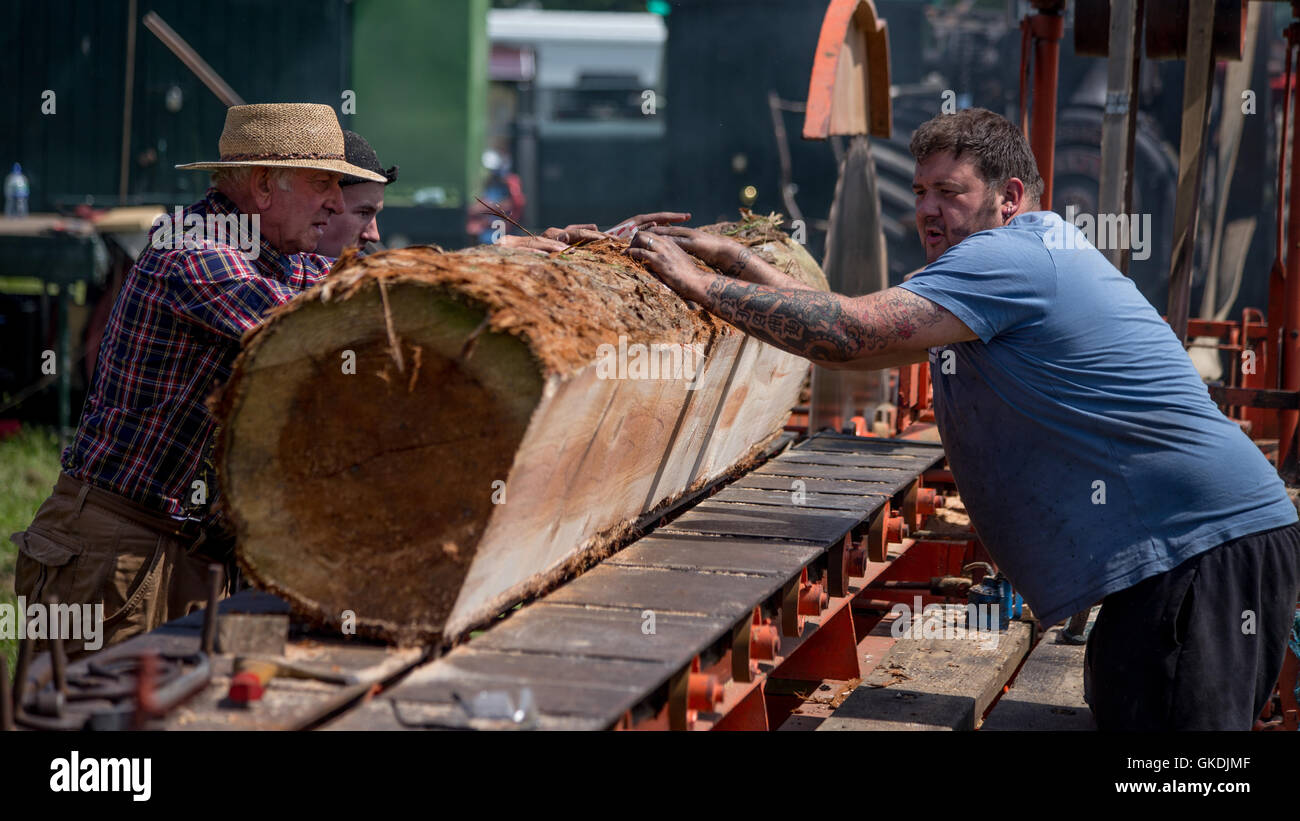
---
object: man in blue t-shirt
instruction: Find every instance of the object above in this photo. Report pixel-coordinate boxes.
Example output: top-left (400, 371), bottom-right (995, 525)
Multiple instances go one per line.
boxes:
top-left (629, 107), bottom-right (1300, 730)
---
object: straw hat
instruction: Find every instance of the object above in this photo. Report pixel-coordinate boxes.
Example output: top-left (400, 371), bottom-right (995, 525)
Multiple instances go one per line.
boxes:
top-left (176, 103), bottom-right (387, 183)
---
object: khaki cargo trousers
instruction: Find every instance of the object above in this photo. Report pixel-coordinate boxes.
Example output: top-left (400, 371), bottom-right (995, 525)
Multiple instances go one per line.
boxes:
top-left (10, 473), bottom-right (223, 659)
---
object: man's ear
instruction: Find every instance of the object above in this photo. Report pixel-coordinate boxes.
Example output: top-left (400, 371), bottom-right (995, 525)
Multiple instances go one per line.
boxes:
top-left (1002, 177), bottom-right (1027, 219)
top-left (250, 167), bottom-right (275, 211)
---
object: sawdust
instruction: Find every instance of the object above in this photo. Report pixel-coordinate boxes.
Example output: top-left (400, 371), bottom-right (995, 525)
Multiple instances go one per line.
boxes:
top-left (713, 209), bottom-right (789, 246)
top-left (929, 494), bottom-right (973, 534)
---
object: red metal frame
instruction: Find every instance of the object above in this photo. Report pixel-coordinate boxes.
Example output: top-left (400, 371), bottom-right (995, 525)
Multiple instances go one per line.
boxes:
top-left (614, 442), bottom-right (1009, 730)
top-left (1019, 1), bottom-right (1066, 210)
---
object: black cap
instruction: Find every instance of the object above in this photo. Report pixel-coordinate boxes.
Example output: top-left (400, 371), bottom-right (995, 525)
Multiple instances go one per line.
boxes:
top-left (340, 130), bottom-right (398, 186)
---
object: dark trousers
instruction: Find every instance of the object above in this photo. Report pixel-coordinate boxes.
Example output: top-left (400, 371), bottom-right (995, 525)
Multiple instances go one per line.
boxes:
top-left (1084, 521), bottom-right (1300, 730)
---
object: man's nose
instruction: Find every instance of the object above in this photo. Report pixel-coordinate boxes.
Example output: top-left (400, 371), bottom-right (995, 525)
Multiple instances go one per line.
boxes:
top-left (916, 192), bottom-right (941, 219)
top-left (362, 217), bottom-right (380, 245)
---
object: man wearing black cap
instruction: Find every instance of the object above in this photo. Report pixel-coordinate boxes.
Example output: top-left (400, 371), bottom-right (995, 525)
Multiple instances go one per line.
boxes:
top-left (317, 130), bottom-right (398, 258)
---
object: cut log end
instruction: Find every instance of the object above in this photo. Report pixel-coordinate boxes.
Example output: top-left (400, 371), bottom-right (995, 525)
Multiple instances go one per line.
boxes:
top-left (217, 221), bottom-right (827, 644)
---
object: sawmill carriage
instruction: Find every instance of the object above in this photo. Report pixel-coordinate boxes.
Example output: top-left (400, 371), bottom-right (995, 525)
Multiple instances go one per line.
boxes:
top-left (6, 0), bottom-right (1300, 735)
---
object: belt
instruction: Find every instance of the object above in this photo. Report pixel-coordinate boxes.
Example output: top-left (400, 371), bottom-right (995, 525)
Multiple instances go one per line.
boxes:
top-left (56, 472), bottom-right (201, 541)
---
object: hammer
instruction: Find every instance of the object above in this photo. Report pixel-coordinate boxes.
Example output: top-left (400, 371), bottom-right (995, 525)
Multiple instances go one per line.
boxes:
top-left (227, 656), bottom-right (360, 704)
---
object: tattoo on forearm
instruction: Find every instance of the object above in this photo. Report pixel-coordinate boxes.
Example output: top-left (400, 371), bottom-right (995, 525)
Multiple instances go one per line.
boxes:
top-left (700, 278), bottom-right (946, 362)
top-left (723, 248), bottom-right (752, 279)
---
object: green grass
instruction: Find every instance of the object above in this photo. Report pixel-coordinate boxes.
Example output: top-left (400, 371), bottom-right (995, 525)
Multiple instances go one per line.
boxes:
top-left (0, 425), bottom-right (62, 678)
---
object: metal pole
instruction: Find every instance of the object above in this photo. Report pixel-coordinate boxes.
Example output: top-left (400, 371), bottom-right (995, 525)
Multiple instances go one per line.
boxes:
top-left (57, 285), bottom-right (70, 444)
top-left (142, 12), bottom-right (245, 107)
top-left (1283, 19), bottom-right (1300, 466)
top-left (118, 0), bottom-right (137, 204)
top-left (1028, 5), bottom-right (1065, 211)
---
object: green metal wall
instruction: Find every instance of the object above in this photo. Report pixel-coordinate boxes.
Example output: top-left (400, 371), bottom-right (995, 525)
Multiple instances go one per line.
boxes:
top-left (350, 0), bottom-right (487, 209)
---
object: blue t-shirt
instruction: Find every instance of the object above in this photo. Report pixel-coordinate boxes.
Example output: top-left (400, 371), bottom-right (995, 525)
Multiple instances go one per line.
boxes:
top-left (897, 211), bottom-right (1297, 627)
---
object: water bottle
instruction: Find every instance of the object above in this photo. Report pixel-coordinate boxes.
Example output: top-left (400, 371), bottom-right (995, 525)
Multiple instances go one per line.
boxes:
top-left (5, 163), bottom-right (30, 217)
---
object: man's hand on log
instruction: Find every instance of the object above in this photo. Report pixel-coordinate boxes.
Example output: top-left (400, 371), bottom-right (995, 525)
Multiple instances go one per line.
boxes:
top-left (497, 225), bottom-right (596, 254)
top-left (496, 213), bottom-right (692, 254)
top-left (625, 231), bottom-right (708, 296)
top-left (636, 226), bottom-right (750, 273)
top-left (604, 212), bottom-right (692, 239)
top-left (639, 225), bottom-right (816, 292)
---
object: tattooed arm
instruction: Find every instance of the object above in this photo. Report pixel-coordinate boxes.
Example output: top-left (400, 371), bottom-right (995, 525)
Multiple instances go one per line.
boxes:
top-left (696, 278), bottom-right (973, 369)
top-left (717, 246), bottom-right (818, 291)
top-left (640, 225), bottom-right (817, 291)
top-left (627, 234), bottom-right (976, 370)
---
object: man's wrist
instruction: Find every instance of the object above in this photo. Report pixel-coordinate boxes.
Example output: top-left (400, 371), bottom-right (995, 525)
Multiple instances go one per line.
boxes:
top-left (718, 247), bottom-right (752, 279)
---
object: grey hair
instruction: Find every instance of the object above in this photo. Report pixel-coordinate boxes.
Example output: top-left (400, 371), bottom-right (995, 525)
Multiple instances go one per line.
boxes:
top-left (211, 166), bottom-right (298, 193)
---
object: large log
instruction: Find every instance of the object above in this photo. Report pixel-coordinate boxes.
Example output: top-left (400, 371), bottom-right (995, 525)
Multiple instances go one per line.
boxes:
top-left (215, 218), bottom-right (829, 643)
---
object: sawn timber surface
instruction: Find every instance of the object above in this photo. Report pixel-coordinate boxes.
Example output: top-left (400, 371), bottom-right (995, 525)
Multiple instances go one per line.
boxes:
top-left (817, 620), bottom-right (1034, 731)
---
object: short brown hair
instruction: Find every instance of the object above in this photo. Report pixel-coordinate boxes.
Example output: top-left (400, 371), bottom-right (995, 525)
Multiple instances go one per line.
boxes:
top-left (909, 108), bottom-right (1043, 205)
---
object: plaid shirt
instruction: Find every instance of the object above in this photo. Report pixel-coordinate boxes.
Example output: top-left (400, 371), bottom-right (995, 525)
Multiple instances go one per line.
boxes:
top-left (64, 188), bottom-right (332, 521)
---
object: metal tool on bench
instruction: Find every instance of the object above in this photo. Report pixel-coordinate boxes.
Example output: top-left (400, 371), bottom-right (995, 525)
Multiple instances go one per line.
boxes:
top-left (384, 686), bottom-right (541, 731)
top-left (876, 575), bottom-right (975, 598)
top-left (12, 566), bottom-right (222, 730)
top-left (964, 563), bottom-right (1023, 631)
top-left (227, 656), bottom-right (362, 704)
top-left (14, 636), bottom-right (215, 731)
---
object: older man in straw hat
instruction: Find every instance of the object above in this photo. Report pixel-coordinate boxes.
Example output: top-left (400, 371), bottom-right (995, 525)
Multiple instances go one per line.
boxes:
top-left (10, 103), bottom-right (385, 657)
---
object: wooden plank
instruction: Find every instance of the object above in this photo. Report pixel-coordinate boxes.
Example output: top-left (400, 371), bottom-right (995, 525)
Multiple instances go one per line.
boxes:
top-left (803, 0), bottom-right (858, 140)
top-left (1207, 385), bottom-right (1300, 410)
top-left (817, 621), bottom-right (1033, 731)
top-left (608, 533), bottom-right (822, 576)
top-left (829, 23), bottom-right (868, 136)
top-left (982, 621), bottom-right (1097, 731)
top-left (1165, 0), bottom-right (1216, 342)
top-left (664, 500), bottom-right (863, 542)
top-left (709, 485), bottom-right (886, 513)
top-left (1201, 2), bottom-right (1260, 314)
top-left (1097, 0), bottom-right (1143, 275)
top-left (802, 0), bottom-right (891, 140)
